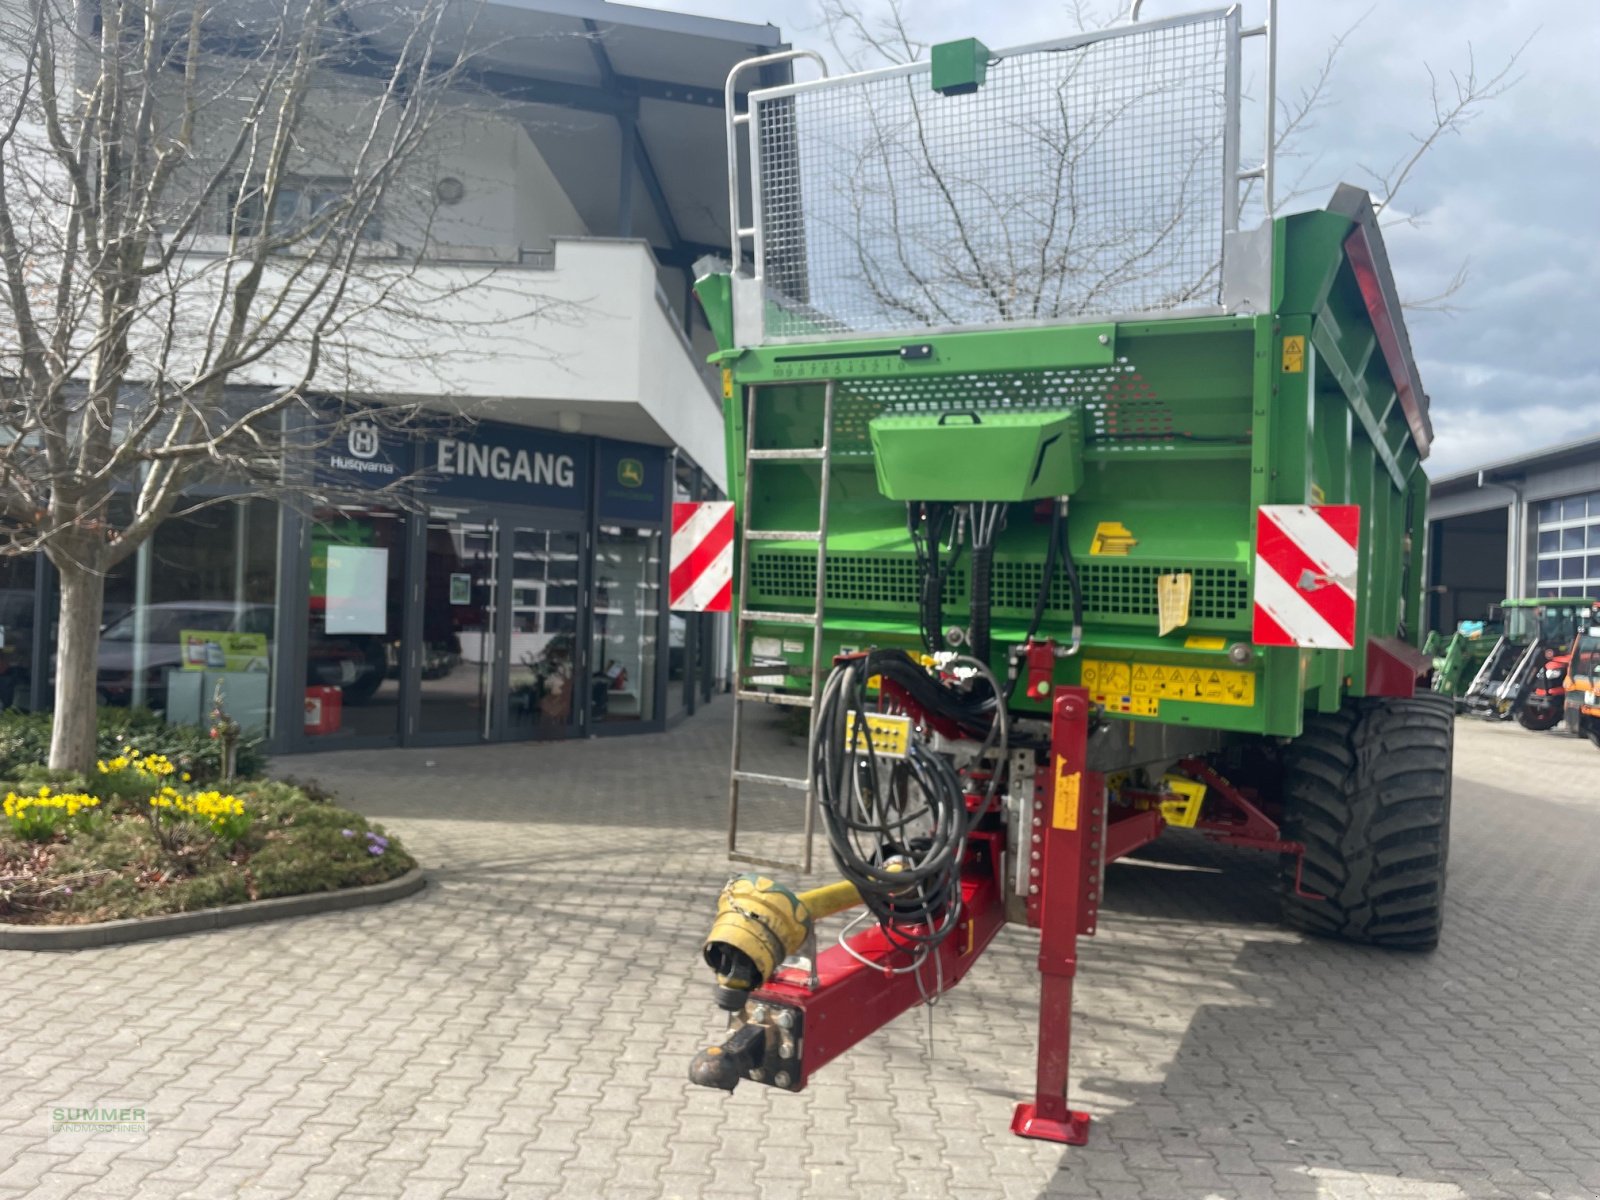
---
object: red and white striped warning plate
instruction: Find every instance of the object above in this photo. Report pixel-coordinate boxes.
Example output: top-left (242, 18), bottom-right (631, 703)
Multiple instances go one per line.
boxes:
top-left (670, 502), bottom-right (734, 612)
top-left (1252, 504), bottom-right (1361, 650)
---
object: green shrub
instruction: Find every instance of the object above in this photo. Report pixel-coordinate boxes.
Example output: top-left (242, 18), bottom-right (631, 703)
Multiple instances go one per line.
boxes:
top-left (0, 779), bottom-right (412, 923)
top-left (0, 708), bottom-right (265, 782)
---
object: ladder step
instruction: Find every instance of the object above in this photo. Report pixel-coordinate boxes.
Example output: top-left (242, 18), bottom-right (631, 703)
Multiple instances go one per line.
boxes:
top-left (748, 448), bottom-right (828, 461)
top-left (744, 530), bottom-right (821, 541)
top-left (740, 609), bottom-right (818, 626)
top-left (733, 770), bottom-right (810, 791)
top-left (736, 690), bottom-right (814, 708)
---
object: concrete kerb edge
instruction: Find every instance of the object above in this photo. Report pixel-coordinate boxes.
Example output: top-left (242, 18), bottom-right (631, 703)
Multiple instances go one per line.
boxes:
top-left (0, 866), bottom-right (428, 951)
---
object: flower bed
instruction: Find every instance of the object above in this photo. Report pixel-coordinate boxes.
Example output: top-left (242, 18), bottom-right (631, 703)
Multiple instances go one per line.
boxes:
top-left (0, 723), bottom-right (413, 926)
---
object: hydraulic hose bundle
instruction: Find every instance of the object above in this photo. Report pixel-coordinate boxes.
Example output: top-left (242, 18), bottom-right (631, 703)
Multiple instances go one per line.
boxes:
top-left (811, 649), bottom-right (1008, 963)
top-left (1026, 500), bottom-right (1083, 652)
top-left (908, 503), bottom-right (962, 654)
top-left (965, 501), bottom-right (1006, 665)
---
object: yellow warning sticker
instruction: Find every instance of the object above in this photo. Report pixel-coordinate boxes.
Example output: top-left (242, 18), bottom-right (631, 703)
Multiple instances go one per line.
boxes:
top-left (1183, 635), bottom-right (1227, 650)
top-left (1281, 335), bottom-right (1306, 374)
top-left (1089, 521), bottom-right (1137, 556)
top-left (1053, 768), bottom-right (1081, 830)
top-left (721, 367), bottom-right (734, 399)
top-left (1079, 658), bottom-right (1256, 715)
top-left (844, 711), bottom-right (911, 758)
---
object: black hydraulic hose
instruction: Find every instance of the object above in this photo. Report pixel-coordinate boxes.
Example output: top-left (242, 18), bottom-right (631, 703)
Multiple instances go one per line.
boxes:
top-left (811, 649), bottom-right (1009, 959)
top-left (911, 502), bottom-right (959, 654)
top-left (1058, 505), bottom-right (1083, 655)
top-left (1024, 501), bottom-right (1063, 647)
top-left (969, 542), bottom-right (992, 665)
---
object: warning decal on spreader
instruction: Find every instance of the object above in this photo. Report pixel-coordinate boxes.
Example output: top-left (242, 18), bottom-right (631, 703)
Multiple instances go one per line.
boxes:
top-left (843, 711), bottom-right (912, 758)
top-left (1053, 768), bottom-right (1081, 830)
top-left (1079, 659), bottom-right (1256, 716)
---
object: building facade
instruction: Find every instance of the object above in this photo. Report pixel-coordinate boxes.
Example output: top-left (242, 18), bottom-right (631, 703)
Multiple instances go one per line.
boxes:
top-left (1426, 433), bottom-right (1600, 631)
top-left (0, 1), bottom-right (783, 751)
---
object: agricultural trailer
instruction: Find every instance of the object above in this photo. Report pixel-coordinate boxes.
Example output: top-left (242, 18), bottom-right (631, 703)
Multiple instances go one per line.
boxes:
top-left (681, 4), bottom-right (1448, 1146)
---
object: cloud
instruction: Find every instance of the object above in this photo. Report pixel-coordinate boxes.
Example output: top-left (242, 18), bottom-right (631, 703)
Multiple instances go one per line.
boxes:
top-left (1427, 403), bottom-right (1600, 477)
top-left (642, 0), bottom-right (1600, 477)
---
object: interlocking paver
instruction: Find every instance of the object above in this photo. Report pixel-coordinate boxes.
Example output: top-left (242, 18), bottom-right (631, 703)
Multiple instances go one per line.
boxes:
top-left (0, 707), bottom-right (1596, 1197)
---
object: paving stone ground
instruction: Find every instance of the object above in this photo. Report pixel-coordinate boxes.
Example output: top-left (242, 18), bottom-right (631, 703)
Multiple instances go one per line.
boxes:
top-left (1, 703), bottom-right (1598, 1200)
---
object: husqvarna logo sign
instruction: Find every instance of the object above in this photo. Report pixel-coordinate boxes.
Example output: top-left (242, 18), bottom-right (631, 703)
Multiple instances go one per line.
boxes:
top-left (347, 422), bottom-right (380, 460)
top-left (330, 420), bottom-right (396, 477)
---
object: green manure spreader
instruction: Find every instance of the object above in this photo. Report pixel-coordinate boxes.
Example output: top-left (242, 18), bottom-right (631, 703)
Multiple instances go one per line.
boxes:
top-left (685, 5), bottom-right (1452, 1145)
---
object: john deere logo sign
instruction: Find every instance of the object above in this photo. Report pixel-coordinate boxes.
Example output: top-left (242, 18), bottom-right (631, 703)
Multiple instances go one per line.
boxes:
top-left (617, 458), bottom-right (644, 488)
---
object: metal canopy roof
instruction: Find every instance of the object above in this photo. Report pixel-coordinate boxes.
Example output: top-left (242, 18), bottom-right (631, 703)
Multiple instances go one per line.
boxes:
top-left (350, 0), bottom-right (785, 261)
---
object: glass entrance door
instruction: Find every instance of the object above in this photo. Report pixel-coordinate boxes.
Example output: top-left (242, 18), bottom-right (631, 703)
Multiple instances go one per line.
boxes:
top-left (505, 526), bottom-right (584, 739)
top-left (417, 509), bottom-right (498, 741)
top-left (413, 509), bottom-right (586, 743)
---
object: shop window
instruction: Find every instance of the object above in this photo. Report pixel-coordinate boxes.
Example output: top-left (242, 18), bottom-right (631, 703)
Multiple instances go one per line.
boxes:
top-left (86, 499), bottom-right (280, 733)
top-left (0, 555), bottom-right (36, 710)
top-left (591, 525), bottom-right (660, 724)
top-left (308, 507), bottom-right (406, 741)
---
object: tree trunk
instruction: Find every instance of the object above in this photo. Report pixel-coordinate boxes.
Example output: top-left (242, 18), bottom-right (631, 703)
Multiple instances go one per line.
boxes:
top-left (49, 564), bottom-right (107, 773)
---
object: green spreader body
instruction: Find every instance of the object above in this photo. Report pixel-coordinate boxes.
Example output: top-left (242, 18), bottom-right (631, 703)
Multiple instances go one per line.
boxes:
top-left (698, 186), bottom-right (1433, 741)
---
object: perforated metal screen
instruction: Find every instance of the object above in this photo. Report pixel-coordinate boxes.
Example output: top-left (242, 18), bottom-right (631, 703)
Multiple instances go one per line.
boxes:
top-left (747, 10), bottom-right (1242, 343)
top-left (748, 551), bottom-right (1251, 629)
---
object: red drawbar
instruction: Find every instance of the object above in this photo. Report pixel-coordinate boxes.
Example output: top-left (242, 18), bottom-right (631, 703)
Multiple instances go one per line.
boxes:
top-left (748, 833), bottom-right (1008, 1086)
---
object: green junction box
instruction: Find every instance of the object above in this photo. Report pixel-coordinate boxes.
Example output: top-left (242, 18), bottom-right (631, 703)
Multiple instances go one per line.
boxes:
top-left (869, 410), bottom-right (1084, 502)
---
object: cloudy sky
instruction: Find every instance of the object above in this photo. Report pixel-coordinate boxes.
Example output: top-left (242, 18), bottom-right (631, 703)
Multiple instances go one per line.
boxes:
top-left (635, 0), bottom-right (1598, 478)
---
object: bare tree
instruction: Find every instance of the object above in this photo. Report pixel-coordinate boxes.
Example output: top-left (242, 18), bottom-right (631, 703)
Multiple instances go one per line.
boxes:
top-left (0, 0), bottom-right (530, 770)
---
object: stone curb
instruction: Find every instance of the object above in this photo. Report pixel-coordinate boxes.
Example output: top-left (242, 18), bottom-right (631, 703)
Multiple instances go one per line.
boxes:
top-left (0, 866), bottom-right (427, 952)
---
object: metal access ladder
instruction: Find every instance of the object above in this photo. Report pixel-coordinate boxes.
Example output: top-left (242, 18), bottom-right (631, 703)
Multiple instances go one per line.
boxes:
top-left (726, 380), bottom-right (836, 874)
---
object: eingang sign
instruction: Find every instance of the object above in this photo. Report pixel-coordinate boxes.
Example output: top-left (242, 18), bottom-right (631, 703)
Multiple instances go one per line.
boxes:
top-left (424, 423), bottom-right (588, 509)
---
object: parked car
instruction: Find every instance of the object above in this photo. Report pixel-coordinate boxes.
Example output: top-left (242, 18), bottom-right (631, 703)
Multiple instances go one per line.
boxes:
top-left (93, 602), bottom-right (387, 709)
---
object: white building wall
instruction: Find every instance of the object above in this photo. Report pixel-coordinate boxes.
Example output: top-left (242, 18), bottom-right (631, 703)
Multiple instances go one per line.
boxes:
top-left (142, 62), bottom-right (723, 482)
top-left (167, 238), bottom-right (725, 487)
top-left (416, 105), bottom-right (591, 259)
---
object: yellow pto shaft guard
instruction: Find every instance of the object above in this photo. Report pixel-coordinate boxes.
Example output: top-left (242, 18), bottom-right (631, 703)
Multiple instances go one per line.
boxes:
top-left (702, 874), bottom-right (861, 1010)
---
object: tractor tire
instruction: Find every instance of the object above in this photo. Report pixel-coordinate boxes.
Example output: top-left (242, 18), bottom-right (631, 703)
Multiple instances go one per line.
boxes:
top-left (1516, 702), bottom-right (1562, 732)
top-left (1280, 691), bottom-right (1453, 950)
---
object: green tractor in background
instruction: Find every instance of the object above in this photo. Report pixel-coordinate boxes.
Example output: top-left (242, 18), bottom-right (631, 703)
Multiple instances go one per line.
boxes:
top-left (1452, 597), bottom-right (1597, 729)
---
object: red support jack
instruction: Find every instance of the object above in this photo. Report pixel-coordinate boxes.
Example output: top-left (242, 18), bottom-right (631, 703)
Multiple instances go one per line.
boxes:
top-left (1011, 687), bottom-right (1103, 1145)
